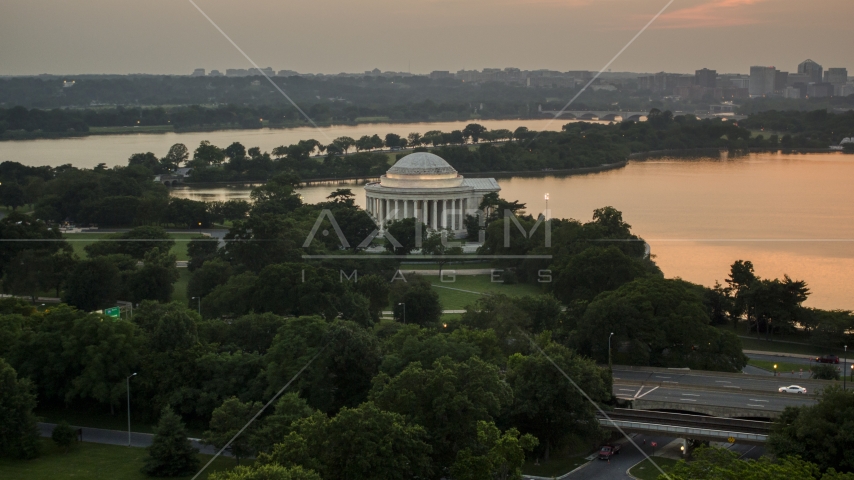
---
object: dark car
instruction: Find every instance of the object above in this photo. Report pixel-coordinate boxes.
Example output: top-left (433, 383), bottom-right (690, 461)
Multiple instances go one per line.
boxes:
top-left (816, 355), bottom-right (840, 364)
top-left (598, 445), bottom-right (621, 460)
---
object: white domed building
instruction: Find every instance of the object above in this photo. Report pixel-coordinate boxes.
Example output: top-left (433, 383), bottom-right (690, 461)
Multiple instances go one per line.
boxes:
top-left (364, 152), bottom-right (500, 235)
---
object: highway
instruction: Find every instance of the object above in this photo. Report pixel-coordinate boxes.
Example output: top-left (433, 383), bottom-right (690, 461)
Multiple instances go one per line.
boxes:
top-left (613, 383), bottom-right (815, 412)
top-left (613, 367), bottom-right (826, 395)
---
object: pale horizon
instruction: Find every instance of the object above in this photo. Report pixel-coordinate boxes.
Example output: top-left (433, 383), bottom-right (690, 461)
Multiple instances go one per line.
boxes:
top-left (1, 0), bottom-right (852, 76)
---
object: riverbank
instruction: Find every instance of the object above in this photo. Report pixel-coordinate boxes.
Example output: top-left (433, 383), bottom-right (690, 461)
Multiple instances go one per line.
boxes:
top-left (0, 115), bottom-right (542, 142)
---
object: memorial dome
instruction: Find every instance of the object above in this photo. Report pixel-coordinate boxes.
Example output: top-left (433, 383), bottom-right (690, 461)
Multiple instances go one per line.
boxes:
top-left (387, 152), bottom-right (458, 176)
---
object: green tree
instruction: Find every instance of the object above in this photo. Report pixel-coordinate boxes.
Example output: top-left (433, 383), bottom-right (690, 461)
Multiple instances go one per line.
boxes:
top-left (141, 407), bottom-right (200, 477)
top-left (550, 246), bottom-right (647, 304)
top-left (451, 421), bottom-right (538, 480)
top-left (422, 229), bottom-right (464, 276)
top-left (62, 256), bottom-right (122, 311)
top-left (209, 465), bottom-right (322, 480)
top-left (2, 249), bottom-right (49, 302)
top-left (384, 217), bottom-right (427, 255)
top-left (162, 143), bottom-right (189, 170)
top-left (51, 421), bottom-right (77, 452)
top-left (128, 248), bottom-right (180, 303)
top-left (506, 342), bottom-right (609, 461)
top-left (370, 356), bottom-right (513, 468)
top-left (661, 445), bottom-right (854, 480)
top-left (0, 358), bottom-right (40, 459)
top-left (0, 182), bottom-right (25, 210)
top-left (251, 393), bottom-right (315, 454)
top-left (577, 276), bottom-right (747, 371)
top-left (66, 314), bottom-right (141, 412)
top-left (0, 212), bottom-right (64, 278)
top-left (191, 140), bottom-right (225, 167)
top-left (811, 364), bottom-right (840, 380)
top-left (768, 385), bottom-right (854, 473)
top-left (84, 226), bottom-right (175, 260)
top-left (265, 402), bottom-right (432, 480)
top-left (462, 123), bottom-right (487, 143)
top-left (388, 275), bottom-right (442, 326)
top-left (203, 397), bottom-right (263, 464)
top-left (354, 274), bottom-right (390, 322)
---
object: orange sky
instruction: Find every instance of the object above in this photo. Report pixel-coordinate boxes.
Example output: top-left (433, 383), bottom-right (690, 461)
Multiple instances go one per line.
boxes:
top-left (1, 0), bottom-right (851, 75)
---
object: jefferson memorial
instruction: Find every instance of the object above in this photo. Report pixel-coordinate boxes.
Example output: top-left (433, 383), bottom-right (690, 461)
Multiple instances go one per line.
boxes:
top-left (364, 152), bottom-right (500, 235)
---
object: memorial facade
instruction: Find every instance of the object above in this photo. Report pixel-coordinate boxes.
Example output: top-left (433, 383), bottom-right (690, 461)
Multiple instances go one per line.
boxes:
top-left (364, 152), bottom-right (500, 235)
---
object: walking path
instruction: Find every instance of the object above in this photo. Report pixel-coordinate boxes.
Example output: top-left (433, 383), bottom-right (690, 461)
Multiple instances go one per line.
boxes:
top-left (37, 422), bottom-right (221, 455)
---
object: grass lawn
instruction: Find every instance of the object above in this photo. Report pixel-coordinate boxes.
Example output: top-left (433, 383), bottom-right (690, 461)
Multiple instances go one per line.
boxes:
top-left (400, 261), bottom-right (494, 270)
top-left (64, 232), bottom-right (207, 261)
top-left (748, 358), bottom-right (810, 375)
top-left (0, 439), bottom-right (241, 480)
top-left (739, 336), bottom-right (845, 357)
top-left (0, 204), bottom-right (34, 215)
top-left (628, 457), bottom-right (680, 480)
top-left (427, 275), bottom-right (543, 310)
top-left (173, 268), bottom-right (192, 306)
top-left (521, 455), bottom-right (588, 477)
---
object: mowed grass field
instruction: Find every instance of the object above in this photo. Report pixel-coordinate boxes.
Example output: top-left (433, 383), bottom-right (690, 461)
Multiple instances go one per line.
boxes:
top-left (63, 232), bottom-right (207, 261)
top-left (427, 275), bottom-right (544, 310)
top-left (0, 439), bottom-right (241, 480)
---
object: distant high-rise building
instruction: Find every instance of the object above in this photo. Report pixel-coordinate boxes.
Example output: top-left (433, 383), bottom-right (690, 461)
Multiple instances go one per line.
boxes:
top-left (749, 66), bottom-right (776, 96)
top-left (191, 68), bottom-right (206, 77)
top-left (208, 70), bottom-right (223, 77)
top-left (807, 82), bottom-right (834, 98)
top-left (676, 75), bottom-right (695, 88)
top-left (774, 71), bottom-right (789, 93)
top-left (728, 77), bottom-right (750, 89)
top-left (637, 72), bottom-right (681, 93)
top-left (825, 68), bottom-right (848, 85)
top-left (695, 68), bottom-right (717, 88)
top-left (783, 86), bottom-right (800, 99)
top-left (798, 59), bottom-right (823, 84)
top-left (429, 71), bottom-right (452, 79)
top-left (277, 70), bottom-right (299, 77)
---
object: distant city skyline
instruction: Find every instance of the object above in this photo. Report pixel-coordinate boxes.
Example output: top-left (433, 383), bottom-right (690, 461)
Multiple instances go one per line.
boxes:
top-left (1, 0), bottom-right (852, 76)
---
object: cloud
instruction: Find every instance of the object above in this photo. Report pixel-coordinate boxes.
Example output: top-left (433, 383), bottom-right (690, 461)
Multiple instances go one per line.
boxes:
top-left (653, 0), bottom-right (772, 29)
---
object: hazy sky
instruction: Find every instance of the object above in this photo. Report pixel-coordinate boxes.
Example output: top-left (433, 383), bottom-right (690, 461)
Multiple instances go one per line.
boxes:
top-left (1, 0), bottom-right (852, 76)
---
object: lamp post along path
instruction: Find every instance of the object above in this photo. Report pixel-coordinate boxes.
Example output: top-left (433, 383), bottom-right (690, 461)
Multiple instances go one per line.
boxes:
top-left (127, 373), bottom-right (137, 446)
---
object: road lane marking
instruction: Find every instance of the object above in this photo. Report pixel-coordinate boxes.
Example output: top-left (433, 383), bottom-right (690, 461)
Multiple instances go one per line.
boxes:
top-left (654, 375), bottom-right (671, 379)
top-left (747, 404), bottom-right (765, 407)
top-left (715, 381), bottom-right (731, 383)
top-left (682, 393), bottom-right (700, 397)
top-left (724, 386), bottom-right (742, 389)
top-left (662, 381), bottom-right (680, 384)
top-left (748, 399), bottom-right (769, 402)
top-left (679, 398), bottom-right (697, 402)
top-left (636, 386), bottom-right (660, 399)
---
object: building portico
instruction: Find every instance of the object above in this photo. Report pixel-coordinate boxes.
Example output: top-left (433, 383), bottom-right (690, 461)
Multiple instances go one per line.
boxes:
top-left (364, 152), bottom-right (500, 235)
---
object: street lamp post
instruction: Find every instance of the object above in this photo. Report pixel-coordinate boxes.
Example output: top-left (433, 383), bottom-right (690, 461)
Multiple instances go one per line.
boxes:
top-left (774, 364), bottom-right (778, 377)
top-left (191, 296), bottom-right (200, 316)
top-left (397, 303), bottom-right (406, 324)
top-left (608, 332), bottom-right (614, 370)
top-left (126, 373), bottom-right (137, 446)
top-left (845, 346), bottom-right (848, 391)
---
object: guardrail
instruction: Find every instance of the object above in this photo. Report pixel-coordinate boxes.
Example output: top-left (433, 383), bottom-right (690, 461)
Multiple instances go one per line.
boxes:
top-left (602, 409), bottom-right (771, 433)
top-left (599, 419), bottom-right (768, 443)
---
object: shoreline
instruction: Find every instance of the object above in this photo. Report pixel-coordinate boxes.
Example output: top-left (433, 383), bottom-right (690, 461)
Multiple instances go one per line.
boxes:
top-left (177, 148), bottom-right (843, 189)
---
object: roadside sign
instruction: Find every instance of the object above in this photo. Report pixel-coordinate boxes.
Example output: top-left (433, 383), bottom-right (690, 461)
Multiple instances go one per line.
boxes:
top-left (104, 307), bottom-right (121, 318)
top-left (728, 437), bottom-right (736, 444)
top-left (651, 442), bottom-right (657, 447)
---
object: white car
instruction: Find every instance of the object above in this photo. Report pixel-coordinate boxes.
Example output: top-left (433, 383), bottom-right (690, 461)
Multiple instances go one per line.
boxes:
top-left (778, 385), bottom-right (807, 394)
